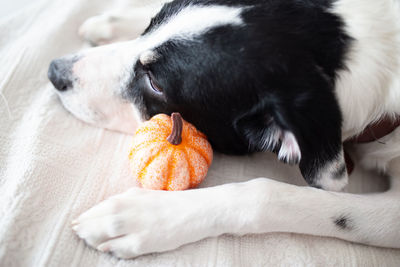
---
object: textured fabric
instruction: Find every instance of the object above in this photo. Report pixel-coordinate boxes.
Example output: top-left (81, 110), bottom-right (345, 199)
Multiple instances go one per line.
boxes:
top-left (0, 0), bottom-right (399, 266)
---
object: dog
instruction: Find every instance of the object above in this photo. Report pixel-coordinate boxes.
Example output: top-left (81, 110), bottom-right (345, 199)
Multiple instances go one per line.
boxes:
top-left (47, 0), bottom-right (400, 259)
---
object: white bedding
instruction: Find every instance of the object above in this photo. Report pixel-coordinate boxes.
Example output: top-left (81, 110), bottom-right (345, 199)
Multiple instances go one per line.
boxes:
top-left (1, 0), bottom-right (399, 266)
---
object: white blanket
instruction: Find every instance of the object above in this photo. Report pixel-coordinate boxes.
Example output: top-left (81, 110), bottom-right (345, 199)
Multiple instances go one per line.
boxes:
top-left (1, 0), bottom-right (399, 266)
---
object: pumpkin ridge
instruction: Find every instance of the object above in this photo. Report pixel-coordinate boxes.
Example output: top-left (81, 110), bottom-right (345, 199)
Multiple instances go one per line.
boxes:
top-left (187, 144), bottom-right (212, 166)
top-left (137, 145), bottom-right (167, 184)
top-left (183, 148), bottom-right (195, 188)
top-left (165, 148), bottom-right (174, 190)
top-left (131, 140), bottom-right (164, 156)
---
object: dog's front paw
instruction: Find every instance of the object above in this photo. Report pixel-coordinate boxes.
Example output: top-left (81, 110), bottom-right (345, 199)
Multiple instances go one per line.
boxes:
top-left (72, 187), bottom-right (217, 259)
top-left (78, 14), bottom-right (123, 46)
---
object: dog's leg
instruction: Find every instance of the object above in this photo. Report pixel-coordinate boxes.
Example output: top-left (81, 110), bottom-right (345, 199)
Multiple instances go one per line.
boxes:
top-left (79, 2), bottom-right (167, 46)
top-left (72, 175), bottom-right (400, 259)
top-left (354, 128), bottom-right (400, 173)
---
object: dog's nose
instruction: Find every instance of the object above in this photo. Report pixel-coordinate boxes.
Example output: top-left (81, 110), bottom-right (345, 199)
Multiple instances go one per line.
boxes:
top-left (48, 59), bottom-right (73, 92)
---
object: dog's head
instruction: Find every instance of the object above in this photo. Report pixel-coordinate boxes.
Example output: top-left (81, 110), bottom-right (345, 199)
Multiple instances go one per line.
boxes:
top-left (48, 0), bottom-right (351, 190)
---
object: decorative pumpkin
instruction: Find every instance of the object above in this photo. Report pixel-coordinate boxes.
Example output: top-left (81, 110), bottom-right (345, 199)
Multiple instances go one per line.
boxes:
top-left (129, 112), bottom-right (213, 191)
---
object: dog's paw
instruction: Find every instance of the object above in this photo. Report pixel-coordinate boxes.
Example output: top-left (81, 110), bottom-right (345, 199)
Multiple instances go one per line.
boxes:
top-left (72, 187), bottom-right (215, 259)
top-left (78, 13), bottom-right (125, 46)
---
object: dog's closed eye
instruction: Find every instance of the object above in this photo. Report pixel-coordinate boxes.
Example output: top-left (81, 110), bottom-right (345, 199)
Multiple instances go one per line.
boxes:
top-left (146, 71), bottom-right (163, 94)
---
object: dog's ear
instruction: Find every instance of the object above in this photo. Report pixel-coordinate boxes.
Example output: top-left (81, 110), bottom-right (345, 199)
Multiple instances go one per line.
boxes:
top-left (234, 65), bottom-right (347, 191)
top-left (233, 98), bottom-right (301, 165)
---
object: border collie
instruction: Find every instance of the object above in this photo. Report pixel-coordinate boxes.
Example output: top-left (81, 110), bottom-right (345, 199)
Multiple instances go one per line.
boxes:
top-left (47, 0), bottom-right (400, 259)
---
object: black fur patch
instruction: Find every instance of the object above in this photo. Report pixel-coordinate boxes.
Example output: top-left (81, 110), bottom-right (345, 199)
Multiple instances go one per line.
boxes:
top-left (334, 215), bottom-right (351, 230)
top-left (127, 0), bottom-right (352, 186)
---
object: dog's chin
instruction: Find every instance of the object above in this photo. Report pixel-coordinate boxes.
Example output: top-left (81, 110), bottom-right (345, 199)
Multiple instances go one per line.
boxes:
top-left (99, 118), bottom-right (141, 135)
top-left (69, 110), bottom-right (141, 135)
top-left (58, 95), bottom-right (142, 135)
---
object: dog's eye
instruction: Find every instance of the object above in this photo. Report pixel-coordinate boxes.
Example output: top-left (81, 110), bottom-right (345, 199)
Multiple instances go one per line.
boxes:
top-left (146, 72), bottom-right (163, 94)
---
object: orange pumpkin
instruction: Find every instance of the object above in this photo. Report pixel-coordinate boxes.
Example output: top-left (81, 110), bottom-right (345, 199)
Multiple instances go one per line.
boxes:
top-left (129, 112), bottom-right (213, 191)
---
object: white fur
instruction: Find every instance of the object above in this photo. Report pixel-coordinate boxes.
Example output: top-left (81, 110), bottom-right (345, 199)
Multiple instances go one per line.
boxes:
top-left (68, 0), bottom-right (400, 259)
top-left (55, 43), bottom-right (144, 132)
top-left (260, 125), bottom-right (281, 151)
top-left (331, 0), bottom-right (400, 139)
top-left (259, 127), bottom-right (301, 164)
top-left (139, 50), bottom-right (158, 65)
top-left (277, 131), bottom-right (301, 164)
top-left (140, 5), bottom-right (244, 47)
top-left (313, 151), bottom-right (349, 191)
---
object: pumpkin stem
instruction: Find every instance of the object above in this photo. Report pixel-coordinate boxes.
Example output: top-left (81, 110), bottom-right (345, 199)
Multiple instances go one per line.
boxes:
top-left (167, 112), bottom-right (183, 145)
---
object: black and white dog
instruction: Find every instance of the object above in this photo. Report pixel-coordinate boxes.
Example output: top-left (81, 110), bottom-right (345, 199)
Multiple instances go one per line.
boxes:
top-left (48, 0), bottom-right (400, 259)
